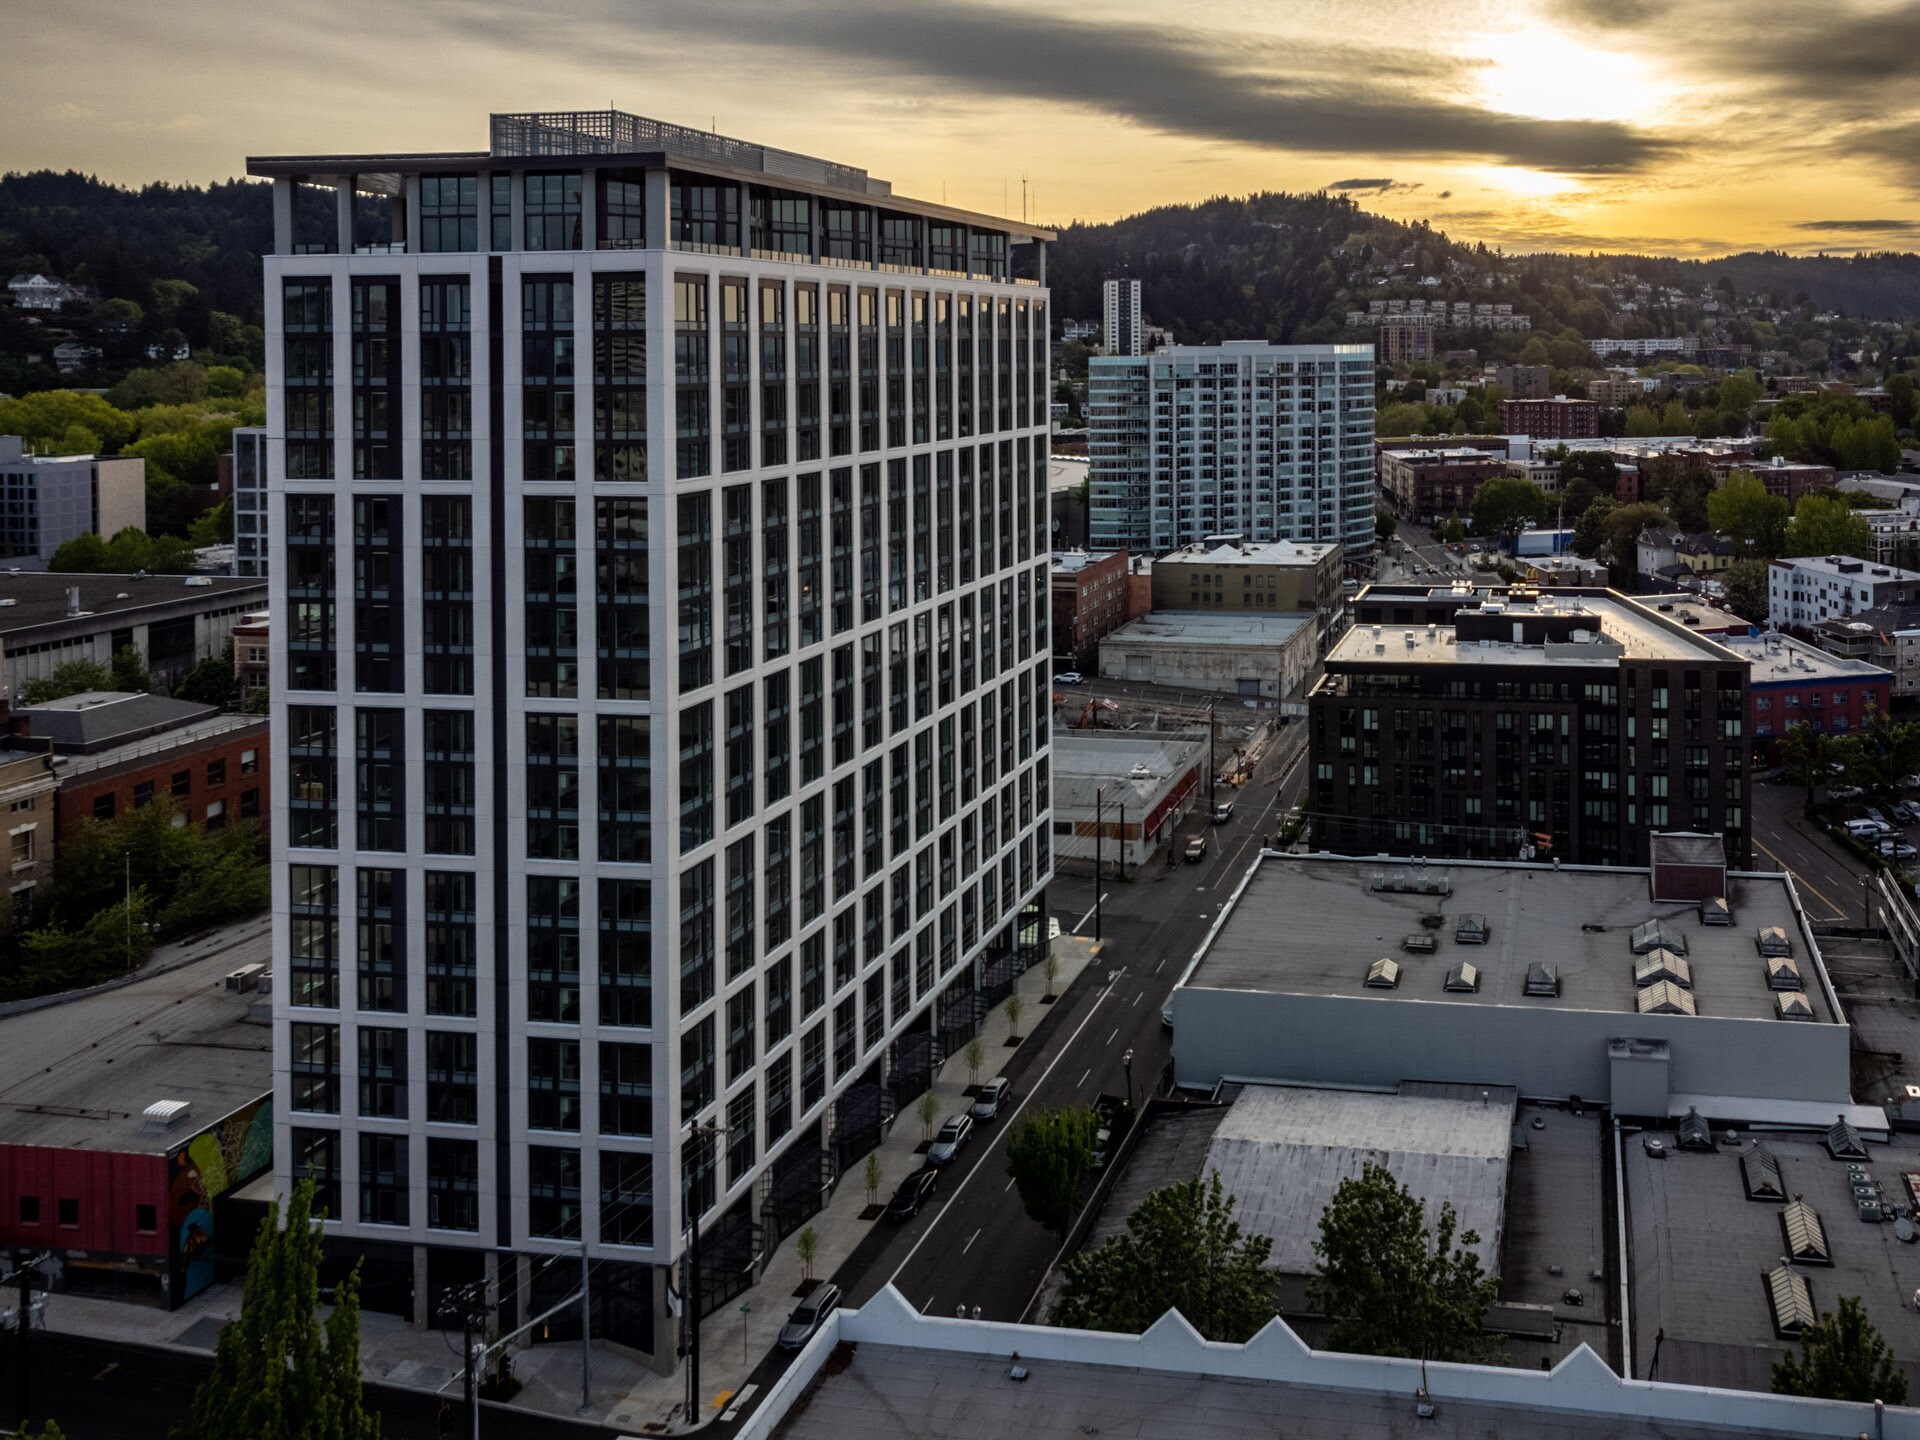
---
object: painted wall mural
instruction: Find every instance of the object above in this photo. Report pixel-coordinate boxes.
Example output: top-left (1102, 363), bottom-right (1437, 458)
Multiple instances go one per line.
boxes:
top-left (168, 1095), bottom-right (272, 1305)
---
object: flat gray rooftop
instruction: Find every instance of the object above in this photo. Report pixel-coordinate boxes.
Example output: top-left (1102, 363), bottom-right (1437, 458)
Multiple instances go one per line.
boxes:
top-left (1332, 592), bottom-right (1739, 667)
top-left (1103, 612), bottom-right (1312, 649)
top-left (1204, 1083), bottom-right (1511, 1275)
top-left (772, 1343), bottom-right (1759, 1439)
top-left (0, 944), bottom-right (271, 1153)
top-left (1625, 1129), bottom-right (1920, 1395)
top-left (1051, 731), bottom-right (1208, 812)
top-left (1187, 854), bottom-right (1831, 1025)
top-left (0, 571), bottom-right (264, 637)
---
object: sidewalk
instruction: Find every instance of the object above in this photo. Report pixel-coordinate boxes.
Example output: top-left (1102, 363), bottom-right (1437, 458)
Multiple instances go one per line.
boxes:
top-left (36, 930), bottom-right (1106, 1434)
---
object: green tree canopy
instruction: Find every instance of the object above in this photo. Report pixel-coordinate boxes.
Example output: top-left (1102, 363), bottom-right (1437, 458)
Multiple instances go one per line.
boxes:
top-left (177, 651), bottom-right (238, 710)
top-left (1469, 476), bottom-right (1549, 541)
top-left (0, 390), bottom-right (137, 454)
top-left (1310, 1161), bottom-right (1500, 1363)
top-left (1375, 510), bottom-right (1397, 543)
top-left (1052, 1172), bottom-right (1276, 1342)
top-left (1005, 1104), bottom-right (1101, 1235)
top-left (1557, 449), bottom-right (1618, 497)
top-left (19, 657), bottom-right (114, 704)
top-left (1707, 470), bottom-right (1790, 560)
top-left (1783, 492), bottom-right (1873, 562)
top-left (47, 532), bottom-right (111, 573)
top-left (1772, 1295), bottom-right (1907, 1405)
top-left (180, 1179), bottom-right (380, 1440)
top-left (110, 643), bottom-right (151, 694)
top-left (1722, 558), bottom-right (1770, 624)
top-left (1779, 720), bottom-right (1830, 808)
top-left (1376, 402), bottom-right (1427, 438)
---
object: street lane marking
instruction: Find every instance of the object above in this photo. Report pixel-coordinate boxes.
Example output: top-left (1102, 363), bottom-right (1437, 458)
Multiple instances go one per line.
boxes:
top-left (1153, 957), bottom-right (1167, 974)
top-left (721, 1384), bottom-right (759, 1422)
top-left (1005, 1177), bottom-right (1016, 1191)
top-left (1073, 893), bottom-right (1109, 932)
top-left (884, 969), bottom-right (1125, 1290)
top-left (962, 1228), bottom-right (981, 1255)
top-left (1106, 1027), bottom-right (1119, 1045)
top-left (1077, 1068), bottom-right (1091, 1086)
top-left (1133, 993), bottom-right (1142, 1006)
top-left (1753, 835), bottom-right (1845, 919)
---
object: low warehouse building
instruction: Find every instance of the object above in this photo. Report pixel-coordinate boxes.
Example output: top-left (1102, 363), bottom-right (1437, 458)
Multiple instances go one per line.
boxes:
top-left (1051, 730), bottom-right (1207, 872)
top-left (1097, 611), bottom-right (1316, 700)
top-left (1168, 847), bottom-right (1861, 1124)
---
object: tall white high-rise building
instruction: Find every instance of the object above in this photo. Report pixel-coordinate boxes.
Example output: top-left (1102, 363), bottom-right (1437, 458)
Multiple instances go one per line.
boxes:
top-left (1087, 341), bottom-right (1375, 557)
top-left (251, 110), bottom-right (1055, 1365)
top-left (1102, 277), bottom-right (1142, 357)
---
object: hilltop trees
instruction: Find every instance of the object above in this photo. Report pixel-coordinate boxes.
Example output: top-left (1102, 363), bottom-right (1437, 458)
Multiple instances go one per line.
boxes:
top-left (1707, 470), bottom-right (1790, 560)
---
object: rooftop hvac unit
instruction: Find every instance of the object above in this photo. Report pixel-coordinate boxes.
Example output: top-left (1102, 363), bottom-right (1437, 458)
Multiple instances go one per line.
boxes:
top-left (143, 1100), bottom-right (193, 1132)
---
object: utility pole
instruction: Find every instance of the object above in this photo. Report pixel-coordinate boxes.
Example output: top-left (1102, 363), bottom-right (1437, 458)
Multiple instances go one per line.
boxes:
top-left (578, 1240), bottom-right (592, 1415)
top-left (438, 1281), bottom-right (487, 1440)
top-left (1093, 786), bottom-right (1105, 941)
top-left (1116, 800), bottom-right (1126, 882)
top-left (9, 1252), bottom-right (48, 1429)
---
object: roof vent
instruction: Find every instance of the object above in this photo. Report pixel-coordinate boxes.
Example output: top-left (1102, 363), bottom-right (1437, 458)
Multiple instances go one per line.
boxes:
top-left (1676, 1108), bottom-right (1715, 1150)
top-left (1633, 949), bottom-right (1693, 990)
top-left (1698, 896), bottom-right (1732, 926)
top-left (1365, 957), bottom-right (1402, 989)
top-left (1743, 1143), bottom-right (1787, 1201)
top-left (1764, 1265), bottom-right (1816, 1338)
top-left (1756, 926), bottom-right (1793, 958)
top-left (1453, 912), bottom-right (1488, 945)
top-left (1523, 962), bottom-right (1560, 997)
top-left (142, 1099), bottom-right (193, 1131)
top-left (1401, 933), bottom-right (1437, 954)
top-left (1782, 1200), bottom-right (1834, 1269)
top-left (1630, 918), bottom-right (1688, 955)
top-left (1767, 956), bottom-right (1805, 993)
top-left (1635, 980), bottom-right (1696, 1015)
top-left (1826, 1115), bottom-right (1868, 1161)
top-left (1444, 961), bottom-right (1480, 993)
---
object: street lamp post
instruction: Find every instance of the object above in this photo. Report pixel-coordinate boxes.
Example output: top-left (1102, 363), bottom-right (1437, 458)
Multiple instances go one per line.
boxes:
top-left (1093, 785), bottom-right (1106, 942)
top-left (1122, 1048), bottom-right (1134, 1113)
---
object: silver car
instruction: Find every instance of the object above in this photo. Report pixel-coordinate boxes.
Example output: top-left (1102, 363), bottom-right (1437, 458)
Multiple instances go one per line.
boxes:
top-left (927, 1114), bottom-right (974, 1165)
top-left (970, 1077), bottom-right (1012, 1121)
top-left (778, 1282), bottom-right (841, 1349)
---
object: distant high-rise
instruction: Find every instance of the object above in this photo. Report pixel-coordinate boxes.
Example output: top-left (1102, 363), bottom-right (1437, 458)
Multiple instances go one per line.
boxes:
top-left (250, 109), bottom-right (1056, 1367)
top-left (1102, 278), bottom-right (1142, 357)
top-left (1087, 341), bottom-right (1375, 557)
top-left (230, 427), bottom-right (268, 577)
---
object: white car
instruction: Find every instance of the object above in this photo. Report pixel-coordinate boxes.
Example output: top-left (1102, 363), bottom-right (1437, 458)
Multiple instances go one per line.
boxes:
top-left (1055, 671), bottom-right (1083, 685)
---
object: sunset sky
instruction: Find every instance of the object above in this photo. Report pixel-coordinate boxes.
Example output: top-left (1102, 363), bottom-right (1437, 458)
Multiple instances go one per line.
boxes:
top-left (9, 0), bottom-right (1920, 259)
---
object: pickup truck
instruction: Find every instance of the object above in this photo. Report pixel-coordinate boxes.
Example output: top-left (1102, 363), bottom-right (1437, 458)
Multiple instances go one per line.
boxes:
top-left (1185, 834), bottom-right (1209, 863)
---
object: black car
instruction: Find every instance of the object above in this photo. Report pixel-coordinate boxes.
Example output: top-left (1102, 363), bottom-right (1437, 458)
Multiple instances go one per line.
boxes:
top-left (884, 1167), bottom-right (940, 1220)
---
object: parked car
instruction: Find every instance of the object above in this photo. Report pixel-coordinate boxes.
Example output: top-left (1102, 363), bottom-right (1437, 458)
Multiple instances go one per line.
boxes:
top-left (1211, 801), bottom-right (1235, 825)
top-left (970, 1076), bottom-right (1013, 1121)
top-left (927, 1114), bottom-right (975, 1165)
top-left (778, 1283), bottom-right (842, 1349)
top-left (1868, 806), bottom-right (1891, 828)
top-left (1881, 839), bottom-right (1920, 861)
top-left (1830, 785), bottom-right (1865, 801)
top-left (884, 1168), bottom-right (940, 1220)
top-left (1846, 819), bottom-right (1895, 840)
top-left (1055, 671), bottom-right (1083, 685)
top-left (1185, 834), bottom-right (1209, 863)
top-left (1896, 801), bottom-right (1920, 825)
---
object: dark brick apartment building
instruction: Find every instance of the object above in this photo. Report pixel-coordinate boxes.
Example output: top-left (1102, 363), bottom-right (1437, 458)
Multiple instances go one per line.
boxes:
top-left (1309, 585), bottom-right (1750, 868)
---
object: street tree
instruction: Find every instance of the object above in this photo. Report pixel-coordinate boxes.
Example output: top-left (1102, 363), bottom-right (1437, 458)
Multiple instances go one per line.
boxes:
top-left (1783, 492), bottom-right (1872, 562)
top-left (1375, 509), bottom-right (1398, 543)
top-left (863, 1151), bottom-right (883, 1210)
top-left (1052, 1172), bottom-right (1276, 1342)
top-left (1772, 1295), bottom-right (1907, 1404)
top-left (180, 1179), bottom-right (379, 1440)
top-left (964, 1033), bottom-right (985, 1087)
top-left (1309, 1161), bottom-right (1499, 1363)
top-left (1707, 470), bottom-right (1789, 561)
top-left (1571, 496), bottom-right (1618, 560)
top-left (1779, 721), bottom-right (1829, 809)
top-left (916, 1087), bottom-right (940, 1143)
top-left (796, 1226), bottom-right (819, 1283)
top-left (111, 643), bottom-right (151, 694)
top-left (1044, 948), bottom-right (1061, 999)
top-left (1006, 993), bottom-right (1024, 1042)
top-left (1005, 1105), bottom-right (1101, 1234)
top-left (1468, 476), bottom-right (1549, 542)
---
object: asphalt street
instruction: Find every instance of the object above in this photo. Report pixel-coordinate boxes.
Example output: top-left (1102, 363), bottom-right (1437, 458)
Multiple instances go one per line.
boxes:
top-left (1750, 776), bottom-right (1882, 925)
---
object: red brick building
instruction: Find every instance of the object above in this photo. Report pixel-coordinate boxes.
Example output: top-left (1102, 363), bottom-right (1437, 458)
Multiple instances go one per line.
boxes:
top-left (1051, 550), bottom-right (1133, 672)
top-left (6, 692), bottom-right (268, 840)
top-left (1500, 397), bottom-right (1599, 440)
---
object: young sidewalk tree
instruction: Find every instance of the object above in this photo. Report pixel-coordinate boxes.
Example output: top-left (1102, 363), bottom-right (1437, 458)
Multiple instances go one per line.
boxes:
top-left (964, 1034), bottom-right (985, 1087)
top-left (1005, 1105), bottom-right (1101, 1235)
top-left (863, 1151), bottom-right (883, 1209)
top-left (1052, 1172), bottom-right (1275, 1342)
top-left (1309, 1161), bottom-right (1499, 1364)
top-left (1006, 994), bottom-right (1024, 1042)
top-left (916, 1087), bottom-right (940, 1143)
top-left (1773, 1295), bottom-right (1908, 1404)
top-left (180, 1178), bottom-right (379, 1440)
top-left (796, 1225), bottom-right (820, 1284)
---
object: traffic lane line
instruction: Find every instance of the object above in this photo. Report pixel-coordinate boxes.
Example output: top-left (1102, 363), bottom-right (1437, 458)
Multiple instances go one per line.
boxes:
top-left (1751, 835), bottom-right (1845, 920)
